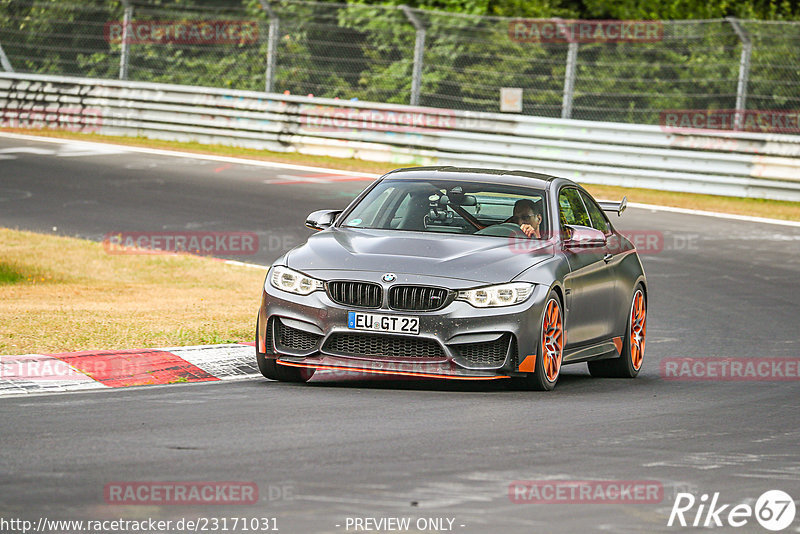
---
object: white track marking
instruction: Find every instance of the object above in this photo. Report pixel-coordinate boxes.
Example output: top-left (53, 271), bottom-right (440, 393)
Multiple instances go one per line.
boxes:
top-left (0, 132), bottom-right (379, 177)
top-left (0, 354), bottom-right (106, 397)
top-left (627, 201), bottom-right (800, 228)
top-left (0, 147), bottom-right (55, 155)
top-left (56, 143), bottom-right (127, 157)
top-left (164, 344), bottom-right (260, 381)
top-left (222, 259), bottom-right (268, 269)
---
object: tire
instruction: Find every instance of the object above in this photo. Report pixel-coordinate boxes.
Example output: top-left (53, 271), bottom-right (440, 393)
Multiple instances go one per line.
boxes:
top-left (588, 285), bottom-right (646, 378)
top-left (514, 290), bottom-right (564, 391)
top-left (255, 317), bottom-right (315, 383)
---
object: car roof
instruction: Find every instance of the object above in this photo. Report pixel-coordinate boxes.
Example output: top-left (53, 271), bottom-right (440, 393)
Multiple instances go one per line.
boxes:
top-left (382, 166), bottom-right (571, 189)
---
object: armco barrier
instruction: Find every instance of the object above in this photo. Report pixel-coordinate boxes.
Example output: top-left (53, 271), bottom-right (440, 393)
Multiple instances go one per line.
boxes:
top-left (2, 72), bottom-right (800, 201)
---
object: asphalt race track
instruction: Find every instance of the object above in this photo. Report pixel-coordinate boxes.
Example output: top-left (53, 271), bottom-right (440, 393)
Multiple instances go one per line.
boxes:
top-left (1, 135), bottom-right (799, 533)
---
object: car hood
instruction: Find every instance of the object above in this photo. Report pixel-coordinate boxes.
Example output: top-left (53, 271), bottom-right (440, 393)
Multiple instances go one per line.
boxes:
top-left (287, 228), bottom-right (554, 284)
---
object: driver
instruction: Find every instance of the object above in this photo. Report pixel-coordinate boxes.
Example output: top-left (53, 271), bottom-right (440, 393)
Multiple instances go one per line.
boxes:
top-left (506, 198), bottom-right (542, 238)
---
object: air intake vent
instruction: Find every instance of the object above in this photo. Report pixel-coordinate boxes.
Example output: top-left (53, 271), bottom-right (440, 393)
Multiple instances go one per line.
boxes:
top-left (275, 319), bottom-right (321, 352)
top-left (323, 333), bottom-right (445, 359)
top-left (451, 334), bottom-right (512, 368)
top-left (263, 316), bottom-right (274, 354)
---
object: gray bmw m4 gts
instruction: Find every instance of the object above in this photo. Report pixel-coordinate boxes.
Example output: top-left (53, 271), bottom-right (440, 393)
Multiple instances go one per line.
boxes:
top-left (256, 167), bottom-right (647, 390)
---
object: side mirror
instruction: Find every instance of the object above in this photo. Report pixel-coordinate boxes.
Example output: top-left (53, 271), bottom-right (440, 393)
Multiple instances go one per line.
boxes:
top-left (564, 225), bottom-right (606, 248)
top-left (305, 210), bottom-right (341, 231)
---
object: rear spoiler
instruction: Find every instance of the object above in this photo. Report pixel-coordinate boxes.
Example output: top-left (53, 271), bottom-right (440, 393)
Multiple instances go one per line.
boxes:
top-left (598, 196), bottom-right (627, 216)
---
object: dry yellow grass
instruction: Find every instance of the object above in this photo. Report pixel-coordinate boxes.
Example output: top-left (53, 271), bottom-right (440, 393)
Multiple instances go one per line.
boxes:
top-left (0, 228), bottom-right (265, 355)
top-left (3, 127), bottom-right (798, 221)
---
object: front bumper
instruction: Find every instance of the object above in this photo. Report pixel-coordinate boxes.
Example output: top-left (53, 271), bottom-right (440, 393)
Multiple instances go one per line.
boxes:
top-left (258, 271), bottom-right (550, 379)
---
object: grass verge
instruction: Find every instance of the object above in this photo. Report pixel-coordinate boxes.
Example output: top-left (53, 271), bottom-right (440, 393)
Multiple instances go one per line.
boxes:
top-left (3, 128), bottom-right (799, 222)
top-left (0, 228), bottom-right (264, 355)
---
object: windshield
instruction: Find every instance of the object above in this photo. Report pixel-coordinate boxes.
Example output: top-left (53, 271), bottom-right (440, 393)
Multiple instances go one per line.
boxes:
top-left (340, 178), bottom-right (549, 238)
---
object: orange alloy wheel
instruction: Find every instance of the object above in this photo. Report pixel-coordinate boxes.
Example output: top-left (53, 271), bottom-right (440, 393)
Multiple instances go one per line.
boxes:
top-left (629, 289), bottom-right (646, 371)
top-left (542, 298), bottom-right (564, 382)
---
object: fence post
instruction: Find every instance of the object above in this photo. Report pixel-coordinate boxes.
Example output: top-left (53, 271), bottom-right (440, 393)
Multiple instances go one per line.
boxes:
top-left (0, 41), bottom-right (13, 72)
top-left (119, 0), bottom-right (133, 80)
top-left (561, 41), bottom-right (578, 119)
top-left (727, 17), bottom-right (752, 131)
top-left (555, 19), bottom-right (578, 120)
top-left (259, 0), bottom-right (279, 93)
top-left (400, 5), bottom-right (425, 107)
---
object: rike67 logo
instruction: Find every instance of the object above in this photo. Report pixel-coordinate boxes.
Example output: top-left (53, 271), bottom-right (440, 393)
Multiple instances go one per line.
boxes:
top-left (668, 490), bottom-right (796, 531)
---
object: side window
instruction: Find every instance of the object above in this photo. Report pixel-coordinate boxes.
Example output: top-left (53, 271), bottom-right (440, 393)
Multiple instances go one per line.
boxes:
top-left (580, 191), bottom-right (611, 234)
top-left (558, 188), bottom-right (590, 227)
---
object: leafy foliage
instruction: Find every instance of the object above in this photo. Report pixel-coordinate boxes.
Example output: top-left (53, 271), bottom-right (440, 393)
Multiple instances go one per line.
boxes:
top-left (0, 0), bottom-right (798, 124)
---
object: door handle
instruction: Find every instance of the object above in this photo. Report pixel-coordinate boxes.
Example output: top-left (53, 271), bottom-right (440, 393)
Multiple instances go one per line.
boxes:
top-left (603, 253), bottom-right (612, 263)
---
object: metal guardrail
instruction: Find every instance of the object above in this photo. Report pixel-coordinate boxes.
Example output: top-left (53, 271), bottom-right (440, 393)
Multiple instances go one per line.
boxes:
top-left (2, 73), bottom-right (800, 201)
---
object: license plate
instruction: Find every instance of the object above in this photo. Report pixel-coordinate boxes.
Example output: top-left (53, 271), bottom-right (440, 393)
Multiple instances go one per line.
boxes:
top-left (348, 311), bottom-right (419, 335)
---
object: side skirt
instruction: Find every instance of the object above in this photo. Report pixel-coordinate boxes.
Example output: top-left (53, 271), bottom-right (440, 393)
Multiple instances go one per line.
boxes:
top-left (562, 337), bottom-right (623, 365)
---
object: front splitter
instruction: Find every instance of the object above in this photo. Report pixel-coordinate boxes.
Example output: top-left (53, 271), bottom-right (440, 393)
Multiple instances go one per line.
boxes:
top-left (277, 355), bottom-right (509, 381)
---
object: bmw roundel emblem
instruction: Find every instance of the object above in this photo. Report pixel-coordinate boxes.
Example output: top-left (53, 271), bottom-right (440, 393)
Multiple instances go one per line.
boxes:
top-left (382, 273), bottom-right (396, 283)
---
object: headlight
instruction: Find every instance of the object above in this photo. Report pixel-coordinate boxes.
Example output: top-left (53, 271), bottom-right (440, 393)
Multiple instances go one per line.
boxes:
top-left (457, 282), bottom-right (534, 308)
top-left (268, 266), bottom-right (323, 295)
